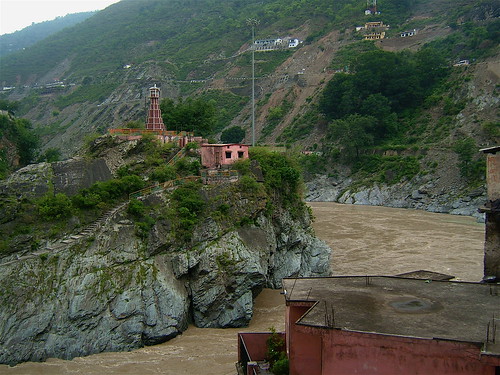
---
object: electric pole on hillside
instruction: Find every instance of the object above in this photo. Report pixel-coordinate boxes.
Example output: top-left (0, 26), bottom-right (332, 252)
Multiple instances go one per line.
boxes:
top-left (246, 18), bottom-right (259, 147)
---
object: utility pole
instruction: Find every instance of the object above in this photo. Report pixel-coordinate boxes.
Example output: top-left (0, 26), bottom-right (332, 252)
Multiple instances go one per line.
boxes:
top-left (246, 18), bottom-right (259, 146)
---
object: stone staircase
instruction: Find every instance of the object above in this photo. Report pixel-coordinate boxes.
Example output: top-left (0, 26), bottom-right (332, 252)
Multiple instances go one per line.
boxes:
top-left (0, 201), bottom-right (129, 267)
top-left (57, 201), bottom-right (129, 246)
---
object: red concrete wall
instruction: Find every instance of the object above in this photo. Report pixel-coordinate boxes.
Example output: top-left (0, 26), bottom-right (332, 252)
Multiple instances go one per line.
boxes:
top-left (292, 325), bottom-right (497, 375)
top-left (287, 304), bottom-right (322, 375)
top-left (200, 144), bottom-right (249, 168)
top-left (238, 333), bottom-right (273, 361)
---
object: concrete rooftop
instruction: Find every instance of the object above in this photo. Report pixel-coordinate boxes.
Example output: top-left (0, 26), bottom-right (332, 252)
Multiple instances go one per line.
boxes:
top-left (282, 276), bottom-right (500, 354)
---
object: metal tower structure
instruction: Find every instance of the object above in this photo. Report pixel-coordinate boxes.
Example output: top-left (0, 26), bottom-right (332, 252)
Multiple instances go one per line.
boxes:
top-left (145, 84), bottom-right (166, 131)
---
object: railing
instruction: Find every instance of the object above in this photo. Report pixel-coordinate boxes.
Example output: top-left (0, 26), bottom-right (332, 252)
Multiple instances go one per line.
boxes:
top-left (129, 176), bottom-right (200, 200)
top-left (167, 148), bottom-right (186, 166)
top-left (201, 169), bottom-right (239, 184)
top-left (109, 128), bottom-right (194, 137)
top-left (200, 169), bottom-right (239, 178)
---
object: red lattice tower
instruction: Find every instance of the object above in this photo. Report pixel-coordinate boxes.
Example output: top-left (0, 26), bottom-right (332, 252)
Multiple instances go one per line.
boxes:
top-left (146, 84), bottom-right (166, 131)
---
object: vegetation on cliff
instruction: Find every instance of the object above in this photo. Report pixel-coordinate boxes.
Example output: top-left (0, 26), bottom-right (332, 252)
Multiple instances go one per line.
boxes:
top-left (0, 130), bottom-right (308, 263)
top-left (0, 0), bottom-right (498, 208)
top-left (0, 111), bottom-right (39, 177)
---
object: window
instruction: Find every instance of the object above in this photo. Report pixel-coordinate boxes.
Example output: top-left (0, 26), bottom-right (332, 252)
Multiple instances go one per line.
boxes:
top-left (238, 151), bottom-right (244, 158)
top-left (225, 151), bottom-right (232, 159)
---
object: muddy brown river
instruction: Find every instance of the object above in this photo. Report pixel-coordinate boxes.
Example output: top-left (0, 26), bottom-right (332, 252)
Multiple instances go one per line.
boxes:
top-left (0, 203), bottom-right (485, 374)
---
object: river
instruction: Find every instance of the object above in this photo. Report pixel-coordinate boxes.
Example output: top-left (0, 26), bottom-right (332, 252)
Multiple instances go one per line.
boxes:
top-left (0, 203), bottom-right (485, 375)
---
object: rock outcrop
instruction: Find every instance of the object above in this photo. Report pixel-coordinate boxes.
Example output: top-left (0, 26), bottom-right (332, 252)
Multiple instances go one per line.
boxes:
top-left (0, 186), bottom-right (331, 365)
top-left (0, 157), bottom-right (112, 199)
top-left (306, 173), bottom-right (486, 221)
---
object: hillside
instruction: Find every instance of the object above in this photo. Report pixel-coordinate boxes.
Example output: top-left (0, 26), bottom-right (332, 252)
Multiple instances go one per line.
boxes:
top-left (0, 0), bottom-right (499, 211)
top-left (0, 12), bottom-right (95, 58)
top-left (0, 135), bottom-right (331, 364)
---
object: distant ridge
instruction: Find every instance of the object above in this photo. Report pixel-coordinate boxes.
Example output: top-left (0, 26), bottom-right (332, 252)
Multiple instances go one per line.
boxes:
top-left (0, 11), bottom-right (95, 58)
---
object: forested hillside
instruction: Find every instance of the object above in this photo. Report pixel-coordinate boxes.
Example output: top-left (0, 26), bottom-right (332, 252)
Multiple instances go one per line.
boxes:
top-left (0, 12), bottom-right (95, 58)
top-left (0, 0), bottom-right (415, 83)
top-left (0, 0), bottom-right (498, 205)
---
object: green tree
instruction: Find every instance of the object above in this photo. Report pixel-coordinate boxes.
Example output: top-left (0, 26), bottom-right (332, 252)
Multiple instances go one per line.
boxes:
top-left (319, 73), bottom-right (358, 119)
top-left (0, 100), bottom-right (19, 115)
top-left (124, 120), bottom-right (145, 129)
top-left (161, 97), bottom-right (216, 137)
top-left (0, 114), bottom-right (39, 167)
top-left (13, 118), bottom-right (39, 165)
top-left (38, 147), bottom-right (61, 163)
top-left (221, 126), bottom-right (245, 143)
top-left (328, 114), bottom-right (376, 160)
top-left (453, 137), bottom-right (483, 181)
top-left (359, 94), bottom-right (398, 141)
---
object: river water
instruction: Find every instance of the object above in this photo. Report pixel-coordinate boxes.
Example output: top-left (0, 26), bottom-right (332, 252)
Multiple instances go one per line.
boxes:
top-left (0, 203), bottom-right (485, 375)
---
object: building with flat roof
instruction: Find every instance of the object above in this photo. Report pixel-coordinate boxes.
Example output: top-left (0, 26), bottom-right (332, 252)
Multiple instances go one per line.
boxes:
top-left (200, 143), bottom-right (249, 169)
top-left (282, 276), bottom-right (500, 375)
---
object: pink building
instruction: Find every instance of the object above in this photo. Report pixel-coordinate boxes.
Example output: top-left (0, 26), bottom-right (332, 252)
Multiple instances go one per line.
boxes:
top-left (280, 276), bottom-right (500, 375)
top-left (145, 84), bottom-right (166, 131)
top-left (200, 144), bottom-right (249, 169)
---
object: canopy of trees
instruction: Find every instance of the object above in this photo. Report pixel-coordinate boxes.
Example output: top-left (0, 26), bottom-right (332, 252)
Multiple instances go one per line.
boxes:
top-left (0, 0), bottom-right (418, 83)
top-left (319, 47), bottom-right (449, 157)
top-left (320, 48), bottom-right (449, 120)
top-left (160, 97), bottom-right (216, 137)
top-left (221, 126), bottom-right (245, 143)
top-left (0, 112), bottom-right (39, 178)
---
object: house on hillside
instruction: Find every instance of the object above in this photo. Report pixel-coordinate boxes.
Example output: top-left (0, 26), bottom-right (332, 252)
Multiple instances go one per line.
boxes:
top-left (356, 21), bottom-right (389, 40)
top-left (288, 38), bottom-right (300, 48)
top-left (364, 31), bottom-right (385, 40)
top-left (200, 144), bottom-right (249, 169)
top-left (400, 29), bottom-right (417, 37)
top-left (254, 38), bottom-right (284, 51)
top-left (253, 37), bottom-right (301, 51)
top-left (365, 21), bottom-right (385, 28)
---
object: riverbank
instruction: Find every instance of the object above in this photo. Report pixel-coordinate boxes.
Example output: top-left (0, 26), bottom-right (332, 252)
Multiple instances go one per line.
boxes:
top-left (0, 202), bottom-right (485, 374)
top-left (306, 174), bottom-right (486, 222)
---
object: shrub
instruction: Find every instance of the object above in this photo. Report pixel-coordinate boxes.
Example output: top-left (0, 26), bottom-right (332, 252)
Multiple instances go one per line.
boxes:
top-left (37, 193), bottom-right (73, 220)
top-left (127, 199), bottom-right (145, 218)
top-left (232, 159), bottom-right (252, 176)
top-left (72, 175), bottom-right (145, 208)
top-left (266, 327), bottom-right (288, 375)
top-left (135, 216), bottom-right (156, 239)
top-left (453, 137), bottom-right (480, 180)
top-left (271, 355), bottom-right (289, 375)
top-left (171, 182), bottom-right (205, 241)
top-left (150, 165), bottom-right (176, 182)
top-left (238, 175), bottom-right (261, 194)
top-left (175, 158), bottom-right (200, 176)
top-left (483, 121), bottom-right (500, 138)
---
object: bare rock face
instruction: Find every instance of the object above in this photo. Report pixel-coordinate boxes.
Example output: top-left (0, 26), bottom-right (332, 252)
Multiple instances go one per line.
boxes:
top-left (0, 157), bottom-right (112, 199)
top-left (0, 192), bottom-right (331, 365)
top-left (0, 217), bottom-right (190, 365)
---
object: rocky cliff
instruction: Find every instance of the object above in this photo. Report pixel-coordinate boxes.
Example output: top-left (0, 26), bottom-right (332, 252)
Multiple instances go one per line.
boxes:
top-left (0, 172), bottom-right (331, 365)
top-left (306, 171), bottom-right (486, 222)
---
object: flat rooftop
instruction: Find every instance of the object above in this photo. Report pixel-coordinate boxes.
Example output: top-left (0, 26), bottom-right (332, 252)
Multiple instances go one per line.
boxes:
top-left (282, 276), bottom-right (500, 354)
